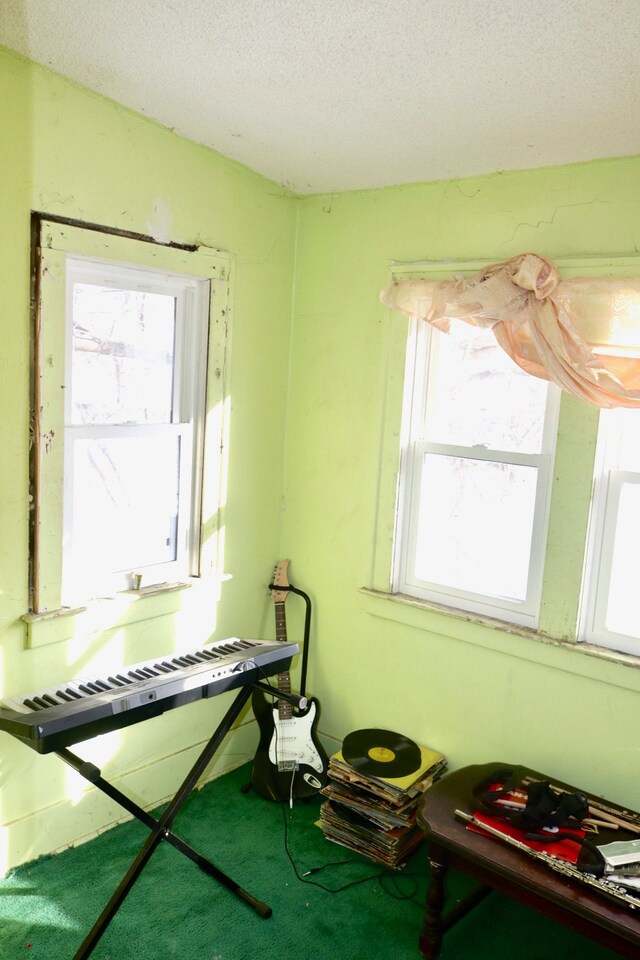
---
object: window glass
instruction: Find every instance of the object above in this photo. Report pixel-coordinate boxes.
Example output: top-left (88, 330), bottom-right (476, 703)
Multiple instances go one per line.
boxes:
top-left (581, 408), bottom-right (640, 654)
top-left (415, 453), bottom-right (538, 602)
top-left (71, 284), bottom-right (176, 425)
top-left (424, 322), bottom-right (548, 454)
top-left (605, 479), bottom-right (640, 637)
top-left (69, 434), bottom-right (182, 577)
top-left (61, 260), bottom-right (207, 603)
top-left (615, 413), bottom-right (640, 470)
top-left (395, 317), bottom-right (559, 627)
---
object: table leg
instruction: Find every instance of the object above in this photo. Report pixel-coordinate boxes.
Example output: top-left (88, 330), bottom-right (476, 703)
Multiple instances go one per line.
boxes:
top-left (420, 846), bottom-right (447, 959)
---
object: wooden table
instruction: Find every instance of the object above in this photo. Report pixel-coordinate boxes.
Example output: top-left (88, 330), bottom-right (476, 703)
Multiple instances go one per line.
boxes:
top-left (416, 763), bottom-right (640, 958)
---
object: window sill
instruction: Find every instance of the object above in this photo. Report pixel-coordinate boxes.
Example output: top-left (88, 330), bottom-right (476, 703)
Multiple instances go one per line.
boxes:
top-left (359, 588), bottom-right (640, 695)
top-left (22, 582), bottom-right (193, 649)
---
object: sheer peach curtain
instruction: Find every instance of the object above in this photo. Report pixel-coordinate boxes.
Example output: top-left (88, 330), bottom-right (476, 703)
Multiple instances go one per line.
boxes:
top-left (380, 253), bottom-right (640, 408)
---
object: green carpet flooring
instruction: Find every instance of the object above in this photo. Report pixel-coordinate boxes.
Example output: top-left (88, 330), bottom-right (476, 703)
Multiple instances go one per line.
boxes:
top-left (0, 763), bottom-right (622, 959)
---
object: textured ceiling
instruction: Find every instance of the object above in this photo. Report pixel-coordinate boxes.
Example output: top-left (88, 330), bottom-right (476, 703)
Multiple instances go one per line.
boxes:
top-left (1, 0), bottom-right (639, 194)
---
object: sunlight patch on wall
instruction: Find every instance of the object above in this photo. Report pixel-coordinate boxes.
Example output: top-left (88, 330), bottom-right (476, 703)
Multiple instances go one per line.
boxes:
top-left (201, 396), bottom-right (230, 579)
top-left (66, 618), bottom-right (126, 674)
top-left (177, 529), bottom-right (226, 646)
top-left (64, 629), bottom-right (125, 805)
top-left (202, 397), bottom-right (230, 517)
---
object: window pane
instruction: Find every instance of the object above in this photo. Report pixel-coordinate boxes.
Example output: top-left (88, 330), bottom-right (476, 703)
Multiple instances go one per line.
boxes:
top-left (69, 435), bottom-right (181, 583)
top-left (71, 284), bottom-right (176, 425)
top-left (604, 481), bottom-right (640, 638)
top-left (414, 454), bottom-right (538, 602)
top-left (425, 322), bottom-right (548, 454)
top-left (615, 409), bottom-right (640, 471)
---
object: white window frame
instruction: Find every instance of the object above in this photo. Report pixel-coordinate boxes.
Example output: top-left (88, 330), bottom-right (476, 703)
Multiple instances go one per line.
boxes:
top-left (580, 409), bottom-right (640, 656)
top-left (370, 256), bottom-right (640, 668)
top-left (31, 220), bottom-right (232, 618)
top-left (61, 258), bottom-right (209, 603)
top-left (393, 314), bottom-right (560, 629)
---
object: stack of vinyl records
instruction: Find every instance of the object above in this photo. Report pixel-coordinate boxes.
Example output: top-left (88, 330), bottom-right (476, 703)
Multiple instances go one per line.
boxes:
top-left (318, 728), bottom-right (447, 869)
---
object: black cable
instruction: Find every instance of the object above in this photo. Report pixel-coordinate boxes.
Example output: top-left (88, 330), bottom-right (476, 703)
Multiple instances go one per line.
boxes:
top-left (279, 799), bottom-right (386, 893)
top-left (377, 870), bottom-right (424, 906)
top-left (251, 667), bottom-right (369, 888)
top-left (280, 802), bottom-right (428, 903)
top-left (253, 666), bottom-right (425, 901)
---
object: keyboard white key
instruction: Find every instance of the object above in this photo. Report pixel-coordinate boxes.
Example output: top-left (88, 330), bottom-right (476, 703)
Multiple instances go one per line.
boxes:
top-left (0, 638), bottom-right (255, 714)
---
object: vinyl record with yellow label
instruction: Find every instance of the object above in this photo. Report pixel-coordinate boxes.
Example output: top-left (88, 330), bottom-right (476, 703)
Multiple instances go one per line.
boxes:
top-left (342, 728), bottom-right (422, 779)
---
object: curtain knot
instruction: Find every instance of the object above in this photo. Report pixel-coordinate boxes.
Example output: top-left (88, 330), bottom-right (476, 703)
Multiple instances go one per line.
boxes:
top-left (482, 253), bottom-right (560, 300)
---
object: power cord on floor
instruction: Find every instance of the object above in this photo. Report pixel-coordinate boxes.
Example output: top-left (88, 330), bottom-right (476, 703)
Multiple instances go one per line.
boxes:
top-left (377, 870), bottom-right (424, 906)
top-left (280, 797), bottom-right (386, 893)
top-left (280, 792), bottom-right (426, 904)
top-left (253, 667), bottom-right (426, 903)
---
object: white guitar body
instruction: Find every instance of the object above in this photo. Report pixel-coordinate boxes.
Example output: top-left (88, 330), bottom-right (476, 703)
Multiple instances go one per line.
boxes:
top-left (267, 700), bottom-right (325, 773)
top-left (250, 559), bottom-right (329, 801)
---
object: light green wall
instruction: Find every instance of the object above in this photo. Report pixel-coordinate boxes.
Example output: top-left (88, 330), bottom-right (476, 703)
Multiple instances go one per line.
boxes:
top-left (284, 158), bottom-right (640, 809)
top-left (1, 42), bottom-right (640, 873)
top-left (0, 46), bottom-right (296, 870)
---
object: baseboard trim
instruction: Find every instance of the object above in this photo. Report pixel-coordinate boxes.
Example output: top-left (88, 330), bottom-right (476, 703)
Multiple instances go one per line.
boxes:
top-left (3, 721), bottom-right (257, 872)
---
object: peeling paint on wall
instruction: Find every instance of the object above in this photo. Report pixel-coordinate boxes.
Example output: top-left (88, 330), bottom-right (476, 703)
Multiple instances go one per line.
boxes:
top-left (145, 198), bottom-right (173, 244)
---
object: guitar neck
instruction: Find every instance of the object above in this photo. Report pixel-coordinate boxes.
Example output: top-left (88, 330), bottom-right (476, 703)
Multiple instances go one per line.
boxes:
top-left (274, 601), bottom-right (292, 720)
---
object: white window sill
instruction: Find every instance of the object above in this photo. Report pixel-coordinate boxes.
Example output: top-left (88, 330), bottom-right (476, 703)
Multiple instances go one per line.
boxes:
top-left (22, 581), bottom-right (193, 649)
top-left (359, 588), bottom-right (640, 695)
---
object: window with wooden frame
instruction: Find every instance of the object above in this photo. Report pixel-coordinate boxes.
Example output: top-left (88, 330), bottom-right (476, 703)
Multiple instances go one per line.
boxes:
top-left (29, 218), bottom-right (231, 621)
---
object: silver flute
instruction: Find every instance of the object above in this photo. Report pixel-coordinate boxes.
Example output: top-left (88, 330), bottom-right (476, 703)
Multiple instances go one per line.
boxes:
top-left (455, 810), bottom-right (640, 911)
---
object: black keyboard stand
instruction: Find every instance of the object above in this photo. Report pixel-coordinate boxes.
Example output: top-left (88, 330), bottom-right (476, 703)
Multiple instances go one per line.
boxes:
top-left (58, 682), bottom-right (276, 959)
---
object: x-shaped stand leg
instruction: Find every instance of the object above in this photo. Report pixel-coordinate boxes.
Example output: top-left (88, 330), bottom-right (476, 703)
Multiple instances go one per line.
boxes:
top-left (59, 683), bottom-right (270, 959)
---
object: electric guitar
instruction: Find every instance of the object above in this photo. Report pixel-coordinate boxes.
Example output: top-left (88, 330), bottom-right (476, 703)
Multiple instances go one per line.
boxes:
top-left (250, 561), bottom-right (329, 801)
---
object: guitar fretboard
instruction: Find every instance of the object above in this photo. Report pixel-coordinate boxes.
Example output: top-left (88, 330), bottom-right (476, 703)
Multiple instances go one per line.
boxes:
top-left (274, 601), bottom-right (293, 720)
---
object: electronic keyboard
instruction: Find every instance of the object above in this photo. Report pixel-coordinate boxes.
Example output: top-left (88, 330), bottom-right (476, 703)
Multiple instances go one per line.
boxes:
top-left (0, 637), bottom-right (298, 753)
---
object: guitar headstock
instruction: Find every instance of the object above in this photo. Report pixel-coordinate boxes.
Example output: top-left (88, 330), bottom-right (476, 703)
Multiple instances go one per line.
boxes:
top-left (270, 559), bottom-right (291, 603)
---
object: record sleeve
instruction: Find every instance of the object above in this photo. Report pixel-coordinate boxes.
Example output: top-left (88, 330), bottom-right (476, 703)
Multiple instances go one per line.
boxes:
top-left (333, 741), bottom-right (445, 793)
